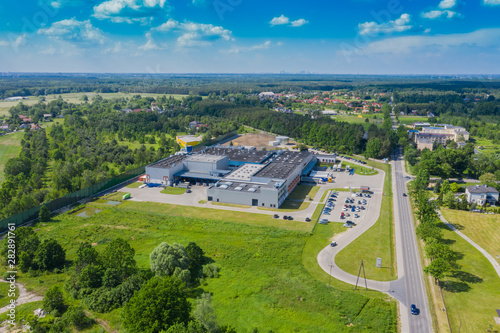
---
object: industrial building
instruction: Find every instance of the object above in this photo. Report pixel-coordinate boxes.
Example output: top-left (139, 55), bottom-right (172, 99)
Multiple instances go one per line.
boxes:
top-left (176, 135), bottom-right (203, 149)
top-left (145, 147), bottom-right (316, 208)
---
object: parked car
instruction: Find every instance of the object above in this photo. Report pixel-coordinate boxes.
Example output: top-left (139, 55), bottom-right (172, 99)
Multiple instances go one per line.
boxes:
top-left (305, 217), bottom-right (311, 222)
top-left (343, 223), bottom-right (353, 228)
top-left (330, 241), bottom-right (337, 247)
top-left (346, 220), bottom-right (356, 226)
top-left (273, 214), bottom-right (279, 219)
top-left (283, 215), bottom-right (288, 220)
top-left (288, 216), bottom-right (293, 221)
top-left (354, 214), bottom-right (360, 218)
top-left (319, 219), bottom-right (329, 224)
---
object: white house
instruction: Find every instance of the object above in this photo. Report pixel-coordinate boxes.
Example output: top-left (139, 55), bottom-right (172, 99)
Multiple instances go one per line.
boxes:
top-left (465, 185), bottom-right (499, 206)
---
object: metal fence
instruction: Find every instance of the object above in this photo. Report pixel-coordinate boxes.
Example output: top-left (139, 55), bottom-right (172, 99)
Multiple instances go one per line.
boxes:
top-left (0, 165), bottom-right (146, 233)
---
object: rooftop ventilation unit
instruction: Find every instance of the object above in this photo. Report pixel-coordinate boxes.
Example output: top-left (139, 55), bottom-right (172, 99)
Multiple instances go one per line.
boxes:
top-left (248, 188), bottom-right (257, 192)
top-left (234, 187), bottom-right (242, 191)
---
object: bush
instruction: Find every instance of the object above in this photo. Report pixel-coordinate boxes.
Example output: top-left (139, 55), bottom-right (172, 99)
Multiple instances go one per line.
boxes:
top-left (202, 264), bottom-right (220, 279)
top-left (43, 286), bottom-right (65, 314)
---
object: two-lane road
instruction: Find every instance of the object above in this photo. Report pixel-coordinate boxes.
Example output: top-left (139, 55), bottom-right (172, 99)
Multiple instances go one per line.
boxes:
top-left (392, 149), bottom-right (433, 333)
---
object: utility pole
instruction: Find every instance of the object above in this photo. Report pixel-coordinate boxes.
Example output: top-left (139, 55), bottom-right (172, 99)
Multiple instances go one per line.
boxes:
top-left (355, 260), bottom-right (368, 290)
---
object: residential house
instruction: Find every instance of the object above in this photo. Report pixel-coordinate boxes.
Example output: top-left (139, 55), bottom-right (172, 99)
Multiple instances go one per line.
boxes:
top-left (466, 185), bottom-right (499, 206)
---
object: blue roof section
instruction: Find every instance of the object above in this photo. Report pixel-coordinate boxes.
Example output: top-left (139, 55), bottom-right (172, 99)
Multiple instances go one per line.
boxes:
top-left (409, 130), bottom-right (419, 133)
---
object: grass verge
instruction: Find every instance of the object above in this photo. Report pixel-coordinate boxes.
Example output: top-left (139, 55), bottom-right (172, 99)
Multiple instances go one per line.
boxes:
top-left (287, 185), bottom-right (320, 201)
top-left (126, 182), bottom-right (143, 188)
top-left (160, 187), bottom-right (187, 195)
top-left (335, 164), bottom-right (397, 281)
top-left (441, 208), bottom-right (500, 265)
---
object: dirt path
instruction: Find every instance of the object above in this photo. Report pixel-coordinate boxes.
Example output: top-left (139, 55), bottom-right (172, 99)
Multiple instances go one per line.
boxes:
top-left (0, 279), bottom-right (43, 314)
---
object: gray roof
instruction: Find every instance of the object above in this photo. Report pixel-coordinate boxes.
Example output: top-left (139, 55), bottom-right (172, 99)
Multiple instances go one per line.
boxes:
top-left (466, 185), bottom-right (499, 194)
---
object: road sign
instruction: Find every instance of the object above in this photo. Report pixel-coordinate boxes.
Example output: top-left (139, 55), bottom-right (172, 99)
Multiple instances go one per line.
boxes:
top-left (376, 258), bottom-right (382, 268)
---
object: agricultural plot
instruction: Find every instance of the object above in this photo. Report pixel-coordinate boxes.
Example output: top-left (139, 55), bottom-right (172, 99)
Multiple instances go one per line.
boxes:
top-left (0, 132), bottom-right (24, 185)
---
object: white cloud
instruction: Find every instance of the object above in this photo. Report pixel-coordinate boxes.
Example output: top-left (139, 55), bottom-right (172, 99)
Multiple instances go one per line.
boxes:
top-left (0, 34), bottom-right (27, 48)
top-left (104, 41), bottom-right (123, 53)
top-left (358, 14), bottom-right (412, 35)
top-left (291, 19), bottom-right (308, 27)
top-left (153, 18), bottom-right (178, 31)
top-left (484, 0), bottom-right (500, 4)
top-left (139, 32), bottom-right (162, 50)
top-left (270, 15), bottom-right (290, 26)
top-left (51, 1), bottom-right (62, 8)
top-left (41, 46), bottom-right (57, 55)
top-left (421, 10), bottom-right (458, 19)
top-left (270, 15), bottom-right (308, 27)
top-left (153, 20), bottom-right (233, 47)
top-left (38, 19), bottom-right (105, 44)
top-left (93, 0), bottom-right (170, 23)
top-left (360, 28), bottom-right (500, 55)
top-left (424, 28), bottom-right (432, 33)
top-left (438, 0), bottom-right (456, 9)
top-left (227, 41), bottom-right (272, 54)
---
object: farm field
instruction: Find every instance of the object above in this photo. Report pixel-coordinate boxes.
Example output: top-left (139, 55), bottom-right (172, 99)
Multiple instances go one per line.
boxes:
top-left (0, 132), bottom-right (24, 185)
top-left (0, 200), bottom-right (397, 332)
top-left (472, 137), bottom-right (500, 154)
top-left (0, 92), bottom-right (191, 117)
top-left (441, 208), bottom-right (500, 264)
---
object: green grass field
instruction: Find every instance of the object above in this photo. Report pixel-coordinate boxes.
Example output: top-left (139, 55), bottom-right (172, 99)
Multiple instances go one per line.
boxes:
top-left (0, 132), bottom-right (24, 185)
top-left (436, 221), bottom-right (500, 333)
top-left (340, 161), bottom-right (379, 176)
top-left (287, 185), bottom-right (320, 200)
top-left (335, 163), bottom-right (396, 281)
top-left (258, 200), bottom-right (311, 212)
top-left (160, 187), bottom-right (187, 195)
top-left (441, 208), bottom-right (500, 265)
top-left (126, 182), bottom-right (143, 188)
top-left (1, 200), bottom-right (397, 332)
top-left (396, 116), bottom-right (428, 126)
top-left (332, 114), bottom-right (383, 129)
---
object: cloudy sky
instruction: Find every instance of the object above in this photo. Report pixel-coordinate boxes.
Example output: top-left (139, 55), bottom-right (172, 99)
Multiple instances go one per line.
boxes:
top-left (0, 0), bottom-right (499, 74)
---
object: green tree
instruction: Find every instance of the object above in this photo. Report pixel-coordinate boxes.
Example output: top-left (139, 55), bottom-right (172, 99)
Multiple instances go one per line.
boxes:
top-left (34, 239), bottom-right (66, 271)
top-left (123, 277), bottom-right (191, 333)
top-left (479, 172), bottom-right (496, 186)
top-left (193, 293), bottom-right (220, 333)
top-left (74, 242), bottom-right (101, 273)
top-left (364, 138), bottom-right (381, 159)
top-left (449, 182), bottom-right (460, 193)
top-left (424, 258), bottom-right (450, 283)
top-left (39, 205), bottom-right (50, 222)
top-left (186, 242), bottom-right (204, 276)
top-left (444, 191), bottom-right (456, 209)
top-left (102, 238), bottom-right (136, 279)
top-left (43, 286), bottom-right (65, 313)
top-left (150, 242), bottom-right (190, 280)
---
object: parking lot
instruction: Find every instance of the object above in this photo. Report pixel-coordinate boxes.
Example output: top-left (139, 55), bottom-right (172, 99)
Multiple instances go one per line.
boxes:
top-left (318, 190), bottom-right (374, 227)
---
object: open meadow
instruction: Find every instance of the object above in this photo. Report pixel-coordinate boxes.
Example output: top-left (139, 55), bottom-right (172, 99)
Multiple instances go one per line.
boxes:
top-left (0, 92), bottom-right (191, 117)
top-left (0, 132), bottom-right (24, 184)
top-left (0, 199), bottom-right (397, 332)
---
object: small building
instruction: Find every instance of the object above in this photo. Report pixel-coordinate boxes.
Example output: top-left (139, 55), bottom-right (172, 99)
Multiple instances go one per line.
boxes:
top-left (465, 185), bottom-right (499, 206)
top-left (176, 135), bottom-right (203, 148)
top-left (43, 114), bottom-right (52, 119)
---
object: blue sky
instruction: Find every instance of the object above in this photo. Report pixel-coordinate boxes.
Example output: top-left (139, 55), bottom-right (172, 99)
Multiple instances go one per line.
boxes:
top-left (0, 0), bottom-right (499, 74)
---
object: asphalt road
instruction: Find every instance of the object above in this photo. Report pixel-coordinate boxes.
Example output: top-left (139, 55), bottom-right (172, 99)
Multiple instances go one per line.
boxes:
top-left (392, 149), bottom-right (433, 333)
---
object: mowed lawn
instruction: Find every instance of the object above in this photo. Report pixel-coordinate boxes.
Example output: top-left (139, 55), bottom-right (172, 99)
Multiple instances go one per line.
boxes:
top-left (441, 208), bottom-right (500, 264)
top-left (0, 132), bottom-right (24, 184)
top-left (396, 115), bottom-right (428, 125)
top-left (4, 201), bottom-right (397, 332)
top-left (335, 163), bottom-right (397, 281)
top-left (436, 221), bottom-right (500, 333)
top-left (287, 184), bottom-right (320, 200)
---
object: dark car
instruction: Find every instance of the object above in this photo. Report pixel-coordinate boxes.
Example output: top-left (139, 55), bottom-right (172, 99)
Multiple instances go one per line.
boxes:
top-left (288, 216), bottom-right (294, 221)
top-left (403, 193), bottom-right (407, 197)
top-left (283, 215), bottom-right (288, 220)
top-left (305, 217), bottom-right (311, 222)
top-left (410, 304), bottom-right (419, 315)
top-left (273, 214), bottom-right (279, 219)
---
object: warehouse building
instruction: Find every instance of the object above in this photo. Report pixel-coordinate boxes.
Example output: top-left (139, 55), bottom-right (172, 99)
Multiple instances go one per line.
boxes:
top-left (145, 147), bottom-right (316, 208)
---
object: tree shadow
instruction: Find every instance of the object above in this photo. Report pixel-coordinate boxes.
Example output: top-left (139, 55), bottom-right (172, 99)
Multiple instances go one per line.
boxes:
top-left (440, 280), bottom-right (471, 293)
top-left (450, 223), bottom-right (465, 231)
top-left (451, 271), bottom-right (483, 284)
